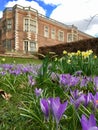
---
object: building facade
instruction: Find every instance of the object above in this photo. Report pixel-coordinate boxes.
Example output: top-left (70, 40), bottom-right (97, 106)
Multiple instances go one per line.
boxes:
top-left (0, 4), bottom-right (93, 53)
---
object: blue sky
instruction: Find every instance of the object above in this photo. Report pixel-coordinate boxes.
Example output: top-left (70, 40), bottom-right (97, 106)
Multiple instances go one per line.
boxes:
top-left (33, 0), bottom-right (57, 17)
top-left (0, 0), bottom-right (98, 37)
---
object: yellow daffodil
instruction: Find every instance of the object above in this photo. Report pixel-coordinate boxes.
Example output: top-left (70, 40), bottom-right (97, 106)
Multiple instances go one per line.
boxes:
top-left (63, 50), bottom-right (67, 55)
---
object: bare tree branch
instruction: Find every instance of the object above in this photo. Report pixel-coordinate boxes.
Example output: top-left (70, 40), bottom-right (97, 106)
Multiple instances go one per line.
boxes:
top-left (85, 14), bottom-right (98, 30)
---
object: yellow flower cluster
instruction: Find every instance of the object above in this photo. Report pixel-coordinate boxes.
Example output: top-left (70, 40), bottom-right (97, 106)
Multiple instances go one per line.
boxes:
top-left (81, 50), bottom-right (93, 58)
top-left (63, 49), bottom-right (97, 59)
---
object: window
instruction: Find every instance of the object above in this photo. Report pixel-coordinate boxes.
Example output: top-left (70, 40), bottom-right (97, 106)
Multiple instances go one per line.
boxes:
top-left (58, 30), bottom-right (64, 41)
top-left (3, 40), bottom-right (11, 51)
top-left (30, 42), bottom-right (36, 51)
top-left (44, 26), bottom-right (49, 37)
top-left (24, 41), bottom-right (36, 52)
top-left (6, 40), bottom-right (11, 50)
top-left (24, 18), bottom-right (36, 32)
top-left (51, 29), bottom-right (56, 39)
top-left (73, 34), bottom-right (78, 41)
top-left (24, 19), bottom-right (29, 32)
top-left (6, 19), bottom-right (12, 30)
top-left (67, 33), bottom-right (72, 42)
top-left (24, 41), bottom-right (28, 52)
top-left (30, 20), bottom-right (36, 33)
top-left (67, 33), bottom-right (78, 42)
top-left (3, 40), bottom-right (6, 48)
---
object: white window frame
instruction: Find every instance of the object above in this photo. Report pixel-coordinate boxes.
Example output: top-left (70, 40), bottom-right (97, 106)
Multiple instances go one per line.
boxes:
top-left (6, 19), bottom-right (12, 30)
top-left (24, 41), bottom-right (29, 52)
top-left (58, 30), bottom-right (64, 42)
top-left (51, 28), bottom-right (56, 39)
top-left (73, 34), bottom-right (78, 41)
top-left (67, 33), bottom-right (72, 42)
top-left (24, 18), bottom-right (36, 33)
top-left (30, 41), bottom-right (36, 51)
top-left (67, 33), bottom-right (78, 42)
top-left (24, 18), bottom-right (29, 32)
top-left (30, 19), bottom-right (36, 33)
top-left (44, 26), bottom-right (49, 37)
top-left (23, 41), bottom-right (36, 52)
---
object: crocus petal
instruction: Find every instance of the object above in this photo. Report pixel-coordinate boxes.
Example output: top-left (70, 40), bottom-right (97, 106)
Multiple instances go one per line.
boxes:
top-left (89, 127), bottom-right (98, 130)
top-left (75, 94), bottom-right (86, 108)
top-left (34, 88), bottom-right (43, 97)
top-left (88, 114), bottom-right (97, 128)
top-left (51, 97), bottom-right (60, 114)
top-left (40, 99), bottom-right (49, 119)
top-left (56, 101), bottom-right (68, 123)
top-left (81, 114), bottom-right (88, 130)
top-left (51, 97), bottom-right (68, 124)
top-left (81, 114), bottom-right (98, 130)
top-left (86, 93), bottom-right (93, 105)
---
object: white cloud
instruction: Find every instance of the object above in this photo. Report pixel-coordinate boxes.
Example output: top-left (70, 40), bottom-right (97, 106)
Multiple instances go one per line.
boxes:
top-left (39, 0), bottom-right (62, 5)
top-left (85, 24), bottom-right (98, 36)
top-left (48, 0), bottom-right (98, 37)
top-left (5, 0), bottom-right (46, 15)
top-left (0, 11), bottom-right (3, 18)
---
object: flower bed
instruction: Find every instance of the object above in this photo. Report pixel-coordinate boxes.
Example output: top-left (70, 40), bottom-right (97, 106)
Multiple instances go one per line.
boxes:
top-left (0, 50), bottom-right (98, 130)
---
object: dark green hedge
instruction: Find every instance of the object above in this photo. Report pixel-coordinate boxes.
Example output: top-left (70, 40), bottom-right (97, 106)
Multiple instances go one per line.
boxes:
top-left (38, 38), bottom-right (98, 58)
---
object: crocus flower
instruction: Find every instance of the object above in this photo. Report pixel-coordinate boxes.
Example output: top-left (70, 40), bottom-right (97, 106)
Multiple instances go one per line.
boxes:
top-left (70, 89), bottom-right (83, 99)
top-left (28, 75), bottom-right (35, 86)
top-left (74, 70), bottom-right (83, 76)
top-left (69, 76), bottom-right (79, 86)
top-left (0, 71), bottom-right (6, 75)
top-left (85, 92), bottom-right (93, 106)
top-left (9, 69), bottom-right (21, 75)
top-left (74, 94), bottom-right (86, 108)
top-left (93, 77), bottom-right (98, 91)
top-left (81, 114), bottom-right (98, 130)
top-left (49, 97), bottom-right (68, 124)
top-left (59, 74), bottom-right (71, 86)
top-left (40, 98), bottom-right (49, 121)
top-left (34, 88), bottom-right (43, 97)
top-left (80, 76), bottom-right (88, 87)
top-left (93, 92), bottom-right (98, 108)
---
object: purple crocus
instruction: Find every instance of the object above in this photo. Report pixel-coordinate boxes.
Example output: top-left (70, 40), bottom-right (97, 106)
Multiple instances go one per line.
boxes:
top-left (75, 94), bottom-right (86, 108)
top-left (59, 74), bottom-right (71, 86)
top-left (9, 69), bottom-right (21, 75)
top-left (59, 74), bottom-right (79, 87)
top-left (40, 98), bottom-right (49, 120)
top-left (0, 71), bottom-right (6, 75)
top-left (49, 97), bottom-right (68, 124)
top-left (80, 76), bottom-right (88, 87)
top-left (85, 92), bottom-right (93, 106)
top-left (69, 76), bottom-right (79, 86)
top-left (34, 88), bottom-right (43, 97)
top-left (93, 77), bottom-right (98, 91)
top-left (70, 89), bottom-right (83, 99)
top-left (81, 114), bottom-right (98, 130)
top-left (93, 92), bottom-right (98, 108)
top-left (28, 75), bottom-right (35, 86)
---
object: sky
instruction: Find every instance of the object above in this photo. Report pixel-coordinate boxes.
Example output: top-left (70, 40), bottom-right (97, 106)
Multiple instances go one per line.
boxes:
top-left (0, 0), bottom-right (98, 37)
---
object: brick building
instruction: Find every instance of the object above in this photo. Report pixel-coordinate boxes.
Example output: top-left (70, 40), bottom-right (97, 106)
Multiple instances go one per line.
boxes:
top-left (0, 4), bottom-right (93, 53)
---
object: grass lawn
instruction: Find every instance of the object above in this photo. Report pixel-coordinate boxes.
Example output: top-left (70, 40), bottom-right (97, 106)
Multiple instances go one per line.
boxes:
top-left (0, 56), bottom-right (42, 64)
top-left (0, 56), bottom-right (42, 130)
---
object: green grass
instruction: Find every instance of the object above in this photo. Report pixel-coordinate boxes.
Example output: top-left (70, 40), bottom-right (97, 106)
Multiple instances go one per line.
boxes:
top-left (0, 71), bottom-right (36, 130)
top-left (0, 56), bottom-right (42, 130)
top-left (0, 56), bottom-right (42, 64)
